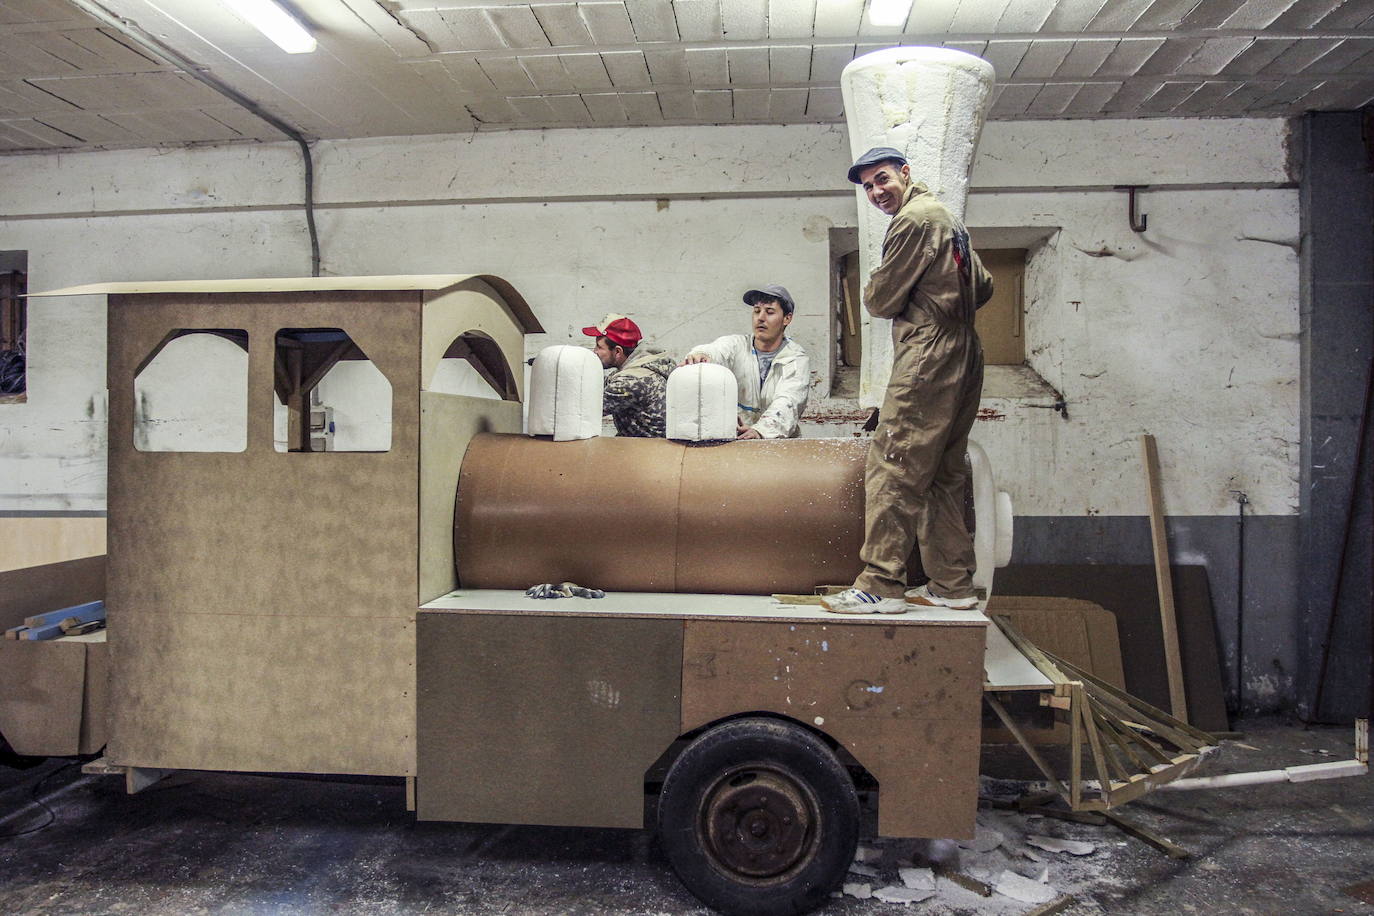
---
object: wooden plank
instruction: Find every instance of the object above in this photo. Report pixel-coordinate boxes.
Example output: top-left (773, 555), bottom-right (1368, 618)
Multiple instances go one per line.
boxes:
top-left (1140, 434), bottom-right (1188, 723)
top-left (1079, 693), bottom-right (1114, 802)
top-left (1049, 650), bottom-right (1217, 747)
top-left (1103, 811), bottom-right (1190, 858)
top-left (23, 599), bottom-right (103, 629)
top-left (986, 693), bottom-right (1072, 804)
top-left (1070, 684), bottom-right (1083, 808)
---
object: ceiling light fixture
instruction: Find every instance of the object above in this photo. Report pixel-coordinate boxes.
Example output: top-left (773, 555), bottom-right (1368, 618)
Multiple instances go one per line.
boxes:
top-left (867, 0), bottom-right (914, 28)
top-left (222, 0), bottom-right (317, 54)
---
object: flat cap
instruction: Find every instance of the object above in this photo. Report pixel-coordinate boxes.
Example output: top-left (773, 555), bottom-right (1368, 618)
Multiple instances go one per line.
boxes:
top-left (742, 284), bottom-right (795, 316)
top-left (847, 146), bottom-right (907, 184)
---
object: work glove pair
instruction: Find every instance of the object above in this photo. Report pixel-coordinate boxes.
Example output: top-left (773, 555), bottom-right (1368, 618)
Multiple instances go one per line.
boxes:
top-left (524, 581), bottom-right (605, 600)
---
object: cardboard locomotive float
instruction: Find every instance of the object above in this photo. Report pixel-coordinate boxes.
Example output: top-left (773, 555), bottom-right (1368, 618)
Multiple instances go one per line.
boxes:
top-left (4, 275), bottom-right (1364, 916)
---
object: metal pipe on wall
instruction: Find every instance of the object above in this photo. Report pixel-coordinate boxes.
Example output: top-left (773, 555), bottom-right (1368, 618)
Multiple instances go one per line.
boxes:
top-left (66, 0), bottom-right (321, 277)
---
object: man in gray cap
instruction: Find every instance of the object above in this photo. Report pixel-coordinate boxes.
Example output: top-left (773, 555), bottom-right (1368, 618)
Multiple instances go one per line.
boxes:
top-left (682, 284), bottom-right (810, 439)
top-left (823, 147), bottom-right (994, 616)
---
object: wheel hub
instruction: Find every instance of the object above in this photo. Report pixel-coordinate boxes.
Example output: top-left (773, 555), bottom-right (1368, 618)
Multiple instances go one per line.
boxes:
top-left (701, 767), bottom-right (817, 879)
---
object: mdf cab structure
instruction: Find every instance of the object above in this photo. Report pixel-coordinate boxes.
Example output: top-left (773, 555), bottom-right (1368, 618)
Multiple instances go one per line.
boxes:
top-left (36, 275), bottom-right (540, 779)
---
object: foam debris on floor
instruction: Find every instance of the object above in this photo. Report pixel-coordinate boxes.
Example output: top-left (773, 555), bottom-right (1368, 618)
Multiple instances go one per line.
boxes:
top-left (837, 788), bottom-right (1133, 913)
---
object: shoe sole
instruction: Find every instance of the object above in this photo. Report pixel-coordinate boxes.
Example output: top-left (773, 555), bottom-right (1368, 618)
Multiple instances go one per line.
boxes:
top-left (822, 602), bottom-right (910, 615)
top-left (905, 596), bottom-right (979, 610)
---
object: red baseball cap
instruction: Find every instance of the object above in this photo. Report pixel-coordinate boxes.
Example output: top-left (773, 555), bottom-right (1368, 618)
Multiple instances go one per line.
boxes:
top-left (581, 313), bottom-right (642, 349)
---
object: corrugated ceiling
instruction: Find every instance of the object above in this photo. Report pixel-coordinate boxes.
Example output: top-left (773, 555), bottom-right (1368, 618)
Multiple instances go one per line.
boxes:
top-left (1, 0), bottom-right (1371, 152)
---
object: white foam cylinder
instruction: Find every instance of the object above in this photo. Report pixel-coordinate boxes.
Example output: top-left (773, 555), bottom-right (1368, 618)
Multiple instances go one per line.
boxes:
top-left (526, 345), bottom-right (603, 441)
top-left (841, 47), bottom-right (995, 408)
top-left (967, 438), bottom-right (1013, 601)
top-left (666, 363), bottom-right (737, 441)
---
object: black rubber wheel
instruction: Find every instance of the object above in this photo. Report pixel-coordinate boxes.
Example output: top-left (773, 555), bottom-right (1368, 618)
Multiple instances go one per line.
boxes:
top-left (657, 718), bottom-right (859, 916)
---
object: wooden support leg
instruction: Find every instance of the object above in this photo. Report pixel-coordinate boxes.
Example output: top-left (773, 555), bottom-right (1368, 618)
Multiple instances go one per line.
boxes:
top-left (125, 766), bottom-right (169, 794)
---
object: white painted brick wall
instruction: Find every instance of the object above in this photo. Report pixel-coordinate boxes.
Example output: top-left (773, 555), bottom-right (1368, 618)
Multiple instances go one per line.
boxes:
top-left (0, 118), bottom-right (1298, 517)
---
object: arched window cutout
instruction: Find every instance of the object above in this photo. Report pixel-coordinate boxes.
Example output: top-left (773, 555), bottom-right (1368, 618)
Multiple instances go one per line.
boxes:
top-left (428, 331), bottom-right (519, 401)
top-left (134, 329), bottom-right (248, 453)
top-left (273, 328), bottom-right (392, 453)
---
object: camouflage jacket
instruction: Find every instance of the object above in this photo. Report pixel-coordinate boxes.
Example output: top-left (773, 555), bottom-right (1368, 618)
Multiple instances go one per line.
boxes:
top-left (604, 347), bottom-right (675, 437)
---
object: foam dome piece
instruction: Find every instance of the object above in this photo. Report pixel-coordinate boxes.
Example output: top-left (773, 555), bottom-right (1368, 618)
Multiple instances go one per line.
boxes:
top-left (667, 363), bottom-right (737, 441)
top-left (527, 345), bottom-right (603, 441)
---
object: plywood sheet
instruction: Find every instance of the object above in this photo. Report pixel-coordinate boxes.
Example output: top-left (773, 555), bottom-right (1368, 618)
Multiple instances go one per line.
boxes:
top-left (0, 518), bottom-right (105, 572)
top-left (993, 566), bottom-right (1228, 731)
top-left (419, 394), bottom-right (522, 604)
top-left (421, 278), bottom-right (535, 397)
top-left (80, 637), bottom-right (109, 755)
top-left (422, 589), bottom-right (989, 625)
top-left (109, 612), bottom-right (413, 775)
top-left (416, 612), bottom-right (681, 827)
top-left (0, 638), bottom-right (88, 756)
top-left (986, 596), bottom-right (1126, 689)
top-left (106, 291), bottom-right (422, 775)
top-left (108, 292), bottom-right (420, 620)
top-left (681, 619), bottom-right (986, 839)
top-left (0, 556), bottom-right (104, 630)
top-left (981, 597), bottom-right (1125, 745)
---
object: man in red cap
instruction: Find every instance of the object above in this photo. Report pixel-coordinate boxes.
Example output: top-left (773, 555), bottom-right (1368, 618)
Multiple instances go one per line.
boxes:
top-left (582, 314), bottom-right (675, 438)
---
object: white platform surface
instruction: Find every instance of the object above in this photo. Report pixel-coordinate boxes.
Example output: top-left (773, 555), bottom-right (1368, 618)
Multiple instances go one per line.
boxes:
top-left (984, 621), bottom-right (1053, 690)
top-left (421, 589), bottom-right (988, 626)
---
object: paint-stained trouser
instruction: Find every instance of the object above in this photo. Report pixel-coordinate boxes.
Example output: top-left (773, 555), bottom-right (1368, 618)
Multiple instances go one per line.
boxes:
top-left (854, 324), bottom-right (984, 599)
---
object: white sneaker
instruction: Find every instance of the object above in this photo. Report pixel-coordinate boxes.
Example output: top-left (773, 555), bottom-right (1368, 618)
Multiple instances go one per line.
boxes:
top-left (821, 588), bottom-right (909, 615)
top-left (904, 584), bottom-right (979, 610)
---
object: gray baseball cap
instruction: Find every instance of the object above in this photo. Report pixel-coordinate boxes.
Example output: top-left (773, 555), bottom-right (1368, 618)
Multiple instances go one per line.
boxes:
top-left (847, 146), bottom-right (907, 184)
top-left (743, 284), bottom-right (795, 316)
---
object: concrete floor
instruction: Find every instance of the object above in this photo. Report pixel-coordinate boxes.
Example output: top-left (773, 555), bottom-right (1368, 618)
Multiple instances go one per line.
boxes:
top-left (0, 718), bottom-right (1369, 915)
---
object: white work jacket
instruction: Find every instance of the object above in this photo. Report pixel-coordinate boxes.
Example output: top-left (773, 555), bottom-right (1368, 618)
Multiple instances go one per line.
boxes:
top-left (686, 334), bottom-right (810, 438)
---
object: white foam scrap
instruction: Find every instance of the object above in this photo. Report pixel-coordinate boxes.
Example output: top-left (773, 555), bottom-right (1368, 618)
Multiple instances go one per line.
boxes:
top-left (847, 862), bottom-right (879, 878)
top-left (956, 823), bottom-right (1003, 853)
top-left (898, 866), bottom-right (936, 890)
top-left (853, 845), bottom-right (883, 863)
top-left (842, 882), bottom-right (873, 899)
top-left (526, 345), bottom-right (602, 441)
top-left (993, 870), bottom-right (1058, 905)
top-left (1027, 835), bottom-right (1097, 856)
top-left (873, 886), bottom-right (937, 905)
top-left (665, 362), bottom-right (735, 441)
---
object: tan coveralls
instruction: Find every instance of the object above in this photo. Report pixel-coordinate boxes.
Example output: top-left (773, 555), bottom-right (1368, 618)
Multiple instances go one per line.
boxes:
top-left (854, 181), bottom-right (994, 599)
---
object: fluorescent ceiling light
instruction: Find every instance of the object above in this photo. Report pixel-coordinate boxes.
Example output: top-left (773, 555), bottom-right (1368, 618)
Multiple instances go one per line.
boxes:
top-left (867, 0), bottom-right (914, 27)
top-left (222, 0), bottom-right (317, 54)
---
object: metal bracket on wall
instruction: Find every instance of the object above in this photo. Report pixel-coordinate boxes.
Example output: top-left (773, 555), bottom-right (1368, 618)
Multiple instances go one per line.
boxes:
top-left (1115, 186), bottom-right (1149, 232)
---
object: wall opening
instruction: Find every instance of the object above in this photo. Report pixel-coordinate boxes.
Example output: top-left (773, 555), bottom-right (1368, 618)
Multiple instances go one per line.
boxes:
top-left (829, 226), bottom-right (860, 398)
top-left (273, 328), bottom-right (392, 452)
top-left (975, 248), bottom-right (1027, 366)
top-left (428, 331), bottom-right (519, 400)
top-left (134, 329), bottom-right (249, 452)
top-left (0, 251), bottom-right (28, 402)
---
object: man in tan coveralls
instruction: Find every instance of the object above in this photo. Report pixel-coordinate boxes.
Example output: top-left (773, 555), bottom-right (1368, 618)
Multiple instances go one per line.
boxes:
top-left (823, 147), bottom-right (994, 615)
